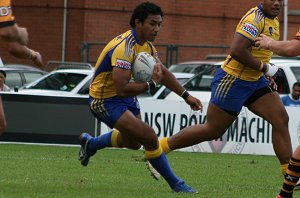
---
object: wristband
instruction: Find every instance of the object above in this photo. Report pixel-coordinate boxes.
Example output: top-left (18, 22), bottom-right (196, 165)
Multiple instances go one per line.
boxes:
top-left (146, 79), bottom-right (156, 90)
top-left (180, 90), bottom-right (190, 100)
top-left (261, 63), bottom-right (268, 73)
top-left (263, 63), bottom-right (279, 77)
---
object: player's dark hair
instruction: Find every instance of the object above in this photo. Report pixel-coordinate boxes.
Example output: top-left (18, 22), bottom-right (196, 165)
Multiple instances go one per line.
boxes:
top-left (130, 2), bottom-right (163, 28)
top-left (0, 70), bottom-right (6, 78)
top-left (293, 82), bottom-right (300, 88)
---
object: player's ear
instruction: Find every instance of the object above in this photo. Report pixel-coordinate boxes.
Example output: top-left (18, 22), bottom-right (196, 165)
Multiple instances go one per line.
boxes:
top-left (135, 19), bottom-right (142, 28)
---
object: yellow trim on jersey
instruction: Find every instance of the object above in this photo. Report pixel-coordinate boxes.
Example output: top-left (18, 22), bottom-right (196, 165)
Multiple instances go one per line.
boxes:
top-left (214, 74), bottom-right (236, 102)
top-left (0, 0), bottom-right (15, 26)
top-left (89, 30), bottom-right (158, 99)
top-left (222, 5), bottom-right (280, 81)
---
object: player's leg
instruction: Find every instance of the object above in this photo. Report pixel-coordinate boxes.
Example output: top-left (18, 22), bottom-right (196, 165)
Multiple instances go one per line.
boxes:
top-left (277, 146), bottom-right (300, 198)
top-left (114, 110), bottom-right (197, 193)
top-left (79, 97), bottom-right (141, 166)
top-left (247, 91), bottom-right (292, 173)
top-left (161, 68), bottom-right (241, 153)
top-left (161, 103), bottom-right (236, 153)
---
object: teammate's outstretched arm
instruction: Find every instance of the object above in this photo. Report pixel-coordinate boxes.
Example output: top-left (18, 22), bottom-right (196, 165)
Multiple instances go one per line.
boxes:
top-left (255, 34), bottom-right (300, 57)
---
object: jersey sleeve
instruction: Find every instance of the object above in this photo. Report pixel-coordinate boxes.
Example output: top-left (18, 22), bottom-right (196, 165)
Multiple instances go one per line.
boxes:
top-left (236, 11), bottom-right (264, 42)
top-left (148, 42), bottom-right (159, 62)
top-left (0, 0), bottom-right (15, 28)
top-left (111, 41), bottom-right (134, 71)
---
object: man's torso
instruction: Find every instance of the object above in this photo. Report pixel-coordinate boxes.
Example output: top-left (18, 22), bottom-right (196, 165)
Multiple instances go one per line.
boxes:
top-left (222, 5), bottom-right (280, 81)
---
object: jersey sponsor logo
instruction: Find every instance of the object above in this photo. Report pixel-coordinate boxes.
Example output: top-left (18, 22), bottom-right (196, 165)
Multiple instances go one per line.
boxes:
top-left (241, 23), bottom-right (258, 38)
top-left (0, 6), bottom-right (11, 17)
top-left (116, 59), bottom-right (131, 70)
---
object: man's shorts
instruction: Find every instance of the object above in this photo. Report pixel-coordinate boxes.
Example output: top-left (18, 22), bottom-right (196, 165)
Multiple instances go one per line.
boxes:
top-left (89, 95), bottom-right (140, 128)
top-left (210, 68), bottom-right (272, 115)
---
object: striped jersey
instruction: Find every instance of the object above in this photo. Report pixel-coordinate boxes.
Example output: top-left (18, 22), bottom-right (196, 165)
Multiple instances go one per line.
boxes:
top-left (0, 0), bottom-right (15, 28)
top-left (222, 4), bottom-right (280, 81)
top-left (89, 29), bottom-right (158, 99)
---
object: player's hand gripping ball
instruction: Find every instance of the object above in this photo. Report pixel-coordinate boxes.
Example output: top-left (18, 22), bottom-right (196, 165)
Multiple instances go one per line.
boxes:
top-left (132, 52), bottom-right (156, 82)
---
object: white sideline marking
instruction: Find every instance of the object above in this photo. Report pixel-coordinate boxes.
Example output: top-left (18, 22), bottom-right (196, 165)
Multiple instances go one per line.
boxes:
top-left (0, 141), bottom-right (80, 147)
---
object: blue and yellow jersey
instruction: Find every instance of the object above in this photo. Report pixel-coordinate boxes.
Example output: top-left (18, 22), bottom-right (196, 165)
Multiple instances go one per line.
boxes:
top-left (89, 29), bottom-right (158, 99)
top-left (0, 0), bottom-right (15, 28)
top-left (222, 4), bottom-right (280, 81)
top-left (295, 29), bottom-right (300, 40)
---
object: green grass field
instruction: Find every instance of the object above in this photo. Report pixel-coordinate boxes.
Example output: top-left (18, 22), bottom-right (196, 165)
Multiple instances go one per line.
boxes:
top-left (0, 143), bottom-right (294, 198)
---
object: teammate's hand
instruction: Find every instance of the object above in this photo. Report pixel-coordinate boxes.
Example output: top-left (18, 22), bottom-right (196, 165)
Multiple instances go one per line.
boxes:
top-left (185, 95), bottom-right (203, 111)
top-left (255, 34), bottom-right (273, 50)
top-left (266, 76), bottom-right (278, 91)
top-left (152, 63), bottom-right (163, 84)
top-left (31, 51), bottom-right (44, 68)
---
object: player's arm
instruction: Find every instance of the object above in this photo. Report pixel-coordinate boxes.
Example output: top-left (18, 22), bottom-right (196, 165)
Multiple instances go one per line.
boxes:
top-left (0, 24), bottom-right (28, 45)
top-left (255, 34), bottom-right (300, 57)
top-left (155, 57), bottom-right (188, 97)
top-left (3, 42), bottom-right (44, 68)
top-left (230, 33), bottom-right (278, 77)
top-left (158, 62), bottom-right (202, 111)
top-left (113, 65), bottom-right (157, 98)
top-left (230, 33), bottom-right (261, 70)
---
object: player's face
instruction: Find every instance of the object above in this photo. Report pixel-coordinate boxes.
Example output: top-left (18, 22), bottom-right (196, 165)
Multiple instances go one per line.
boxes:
top-left (261, 0), bottom-right (283, 19)
top-left (140, 14), bottom-right (163, 42)
top-left (0, 73), bottom-right (5, 86)
top-left (292, 85), bottom-right (300, 100)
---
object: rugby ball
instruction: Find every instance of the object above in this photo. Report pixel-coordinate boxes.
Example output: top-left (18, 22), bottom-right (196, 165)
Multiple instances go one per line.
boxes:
top-left (132, 52), bottom-right (156, 82)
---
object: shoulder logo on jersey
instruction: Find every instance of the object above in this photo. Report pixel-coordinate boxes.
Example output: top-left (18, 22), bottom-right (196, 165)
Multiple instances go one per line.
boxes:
top-left (254, 9), bottom-right (264, 23)
top-left (0, 6), bottom-right (11, 17)
top-left (116, 59), bottom-right (131, 70)
top-left (241, 23), bottom-right (258, 39)
top-left (125, 35), bottom-right (135, 57)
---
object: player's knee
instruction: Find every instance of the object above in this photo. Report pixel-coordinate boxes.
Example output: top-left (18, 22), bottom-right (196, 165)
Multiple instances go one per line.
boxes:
top-left (141, 132), bottom-right (159, 150)
top-left (205, 125), bottom-right (226, 140)
top-left (274, 110), bottom-right (289, 127)
top-left (129, 143), bottom-right (142, 150)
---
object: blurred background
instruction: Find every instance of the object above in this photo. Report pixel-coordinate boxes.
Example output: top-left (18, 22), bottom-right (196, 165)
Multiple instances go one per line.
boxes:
top-left (1, 0), bottom-right (299, 69)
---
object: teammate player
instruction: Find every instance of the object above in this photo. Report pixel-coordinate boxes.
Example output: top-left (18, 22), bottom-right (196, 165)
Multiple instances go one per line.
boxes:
top-left (0, 0), bottom-right (44, 135)
top-left (150, 0), bottom-right (293, 182)
top-left (256, 29), bottom-right (300, 198)
top-left (78, 2), bottom-right (202, 193)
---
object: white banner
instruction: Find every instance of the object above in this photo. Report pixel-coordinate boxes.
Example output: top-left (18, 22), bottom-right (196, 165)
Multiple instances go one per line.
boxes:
top-left (99, 99), bottom-right (300, 156)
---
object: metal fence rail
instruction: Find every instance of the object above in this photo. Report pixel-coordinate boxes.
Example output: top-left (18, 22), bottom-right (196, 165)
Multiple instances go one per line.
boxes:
top-left (80, 42), bottom-right (231, 67)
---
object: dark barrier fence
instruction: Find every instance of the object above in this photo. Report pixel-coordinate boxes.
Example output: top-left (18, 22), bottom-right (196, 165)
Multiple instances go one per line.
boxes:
top-left (0, 93), bottom-right (97, 145)
top-left (80, 42), bottom-right (231, 67)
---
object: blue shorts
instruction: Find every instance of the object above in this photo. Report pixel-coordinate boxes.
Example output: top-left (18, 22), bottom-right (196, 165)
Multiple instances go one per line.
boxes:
top-left (210, 68), bottom-right (272, 114)
top-left (89, 95), bottom-right (140, 128)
